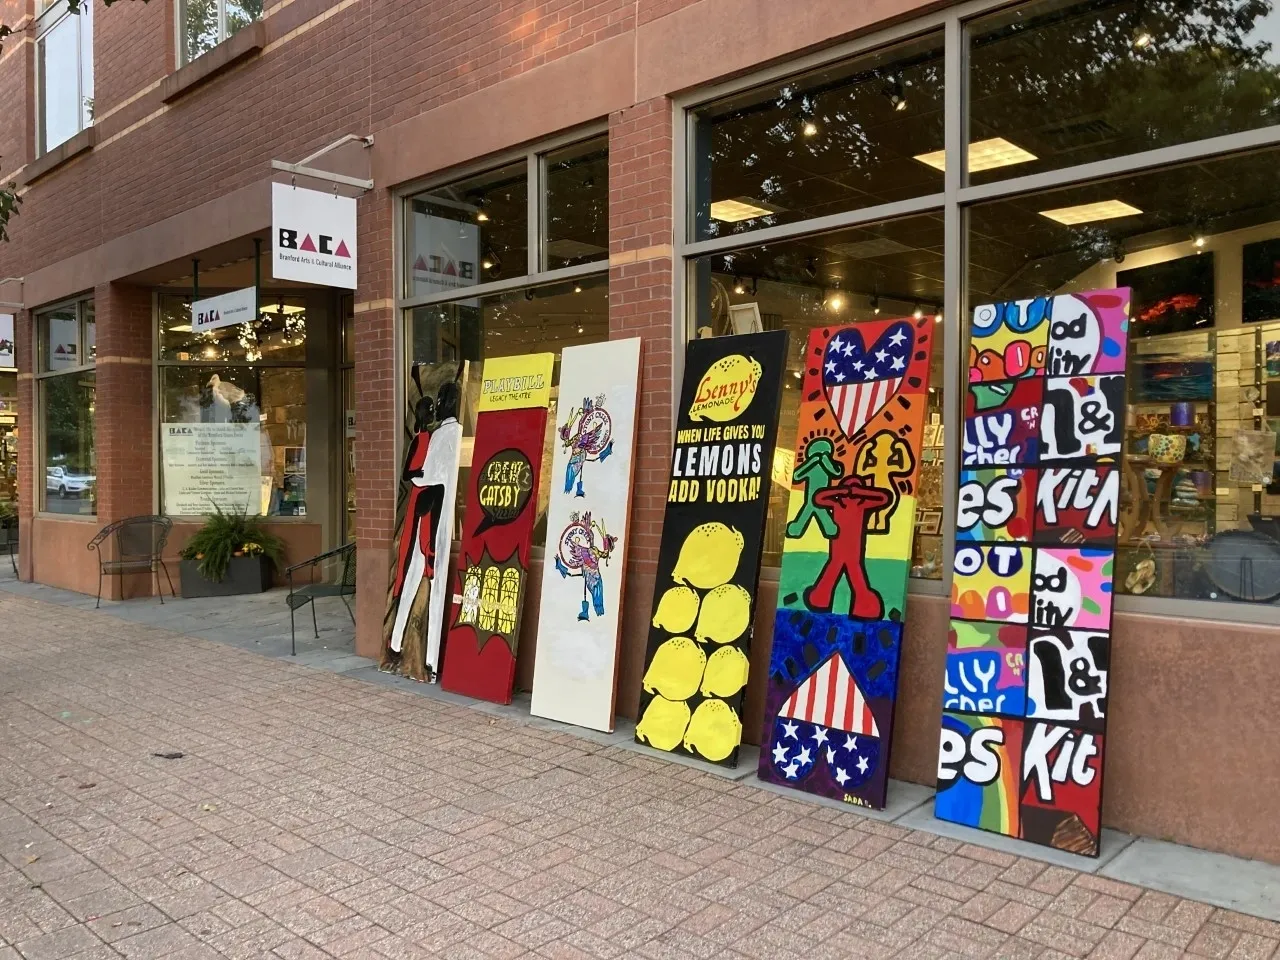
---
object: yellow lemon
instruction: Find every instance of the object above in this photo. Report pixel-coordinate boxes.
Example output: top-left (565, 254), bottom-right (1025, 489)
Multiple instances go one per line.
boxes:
top-left (635, 695), bottom-right (692, 752)
top-left (672, 522), bottom-right (744, 589)
top-left (682, 699), bottom-right (742, 763)
top-left (641, 637), bottom-right (706, 702)
top-left (652, 585), bottom-right (700, 633)
top-left (700, 646), bottom-right (750, 698)
top-left (695, 583), bottom-right (752, 645)
top-left (687, 354), bottom-right (762, 423)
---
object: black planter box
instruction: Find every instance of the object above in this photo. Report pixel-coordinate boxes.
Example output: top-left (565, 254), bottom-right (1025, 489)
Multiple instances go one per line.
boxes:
top-left (179, 555), bottom-right (272, 598)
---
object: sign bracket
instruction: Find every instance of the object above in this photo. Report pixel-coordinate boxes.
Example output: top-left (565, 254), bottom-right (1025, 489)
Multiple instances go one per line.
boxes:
top-left (270, 134), bottom-right (374, 192)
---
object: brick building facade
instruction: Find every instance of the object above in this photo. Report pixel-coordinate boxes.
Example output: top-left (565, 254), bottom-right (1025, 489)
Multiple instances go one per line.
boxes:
top-left (3, 0), bottom-right (1280, 865)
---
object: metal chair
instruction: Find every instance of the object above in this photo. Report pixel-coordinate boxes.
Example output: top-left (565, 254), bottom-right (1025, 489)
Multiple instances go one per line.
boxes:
top-left (285, 542), bottom-right (356, 655)
top-left (0, 513), bottom-right (16, 577)
top-left (87, 516), bottom-right (175, 608)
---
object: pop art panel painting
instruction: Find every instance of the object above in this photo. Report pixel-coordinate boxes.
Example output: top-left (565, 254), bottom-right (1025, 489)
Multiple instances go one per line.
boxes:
top-left (758, 318), bottom-right (936, 809)
top-left (956, 468), bottom-right (1036, 542)
top-left (944, 620), bottom-right (1028, 718)
top-left (1033, 466), bottom-right (1120, 546)
top-left (936, 713), bottom-right (1024, 837)
top-left (951, 544), bottom-right (1032, 624)
top-left (963, 378), bottom-right (1044, 467)
top-left (936, 286), bottom-right (1130, 858)
top-left (530, 339), bottom-right (642, 733)
top-left (1020, 723), bottom-right (1105, 857)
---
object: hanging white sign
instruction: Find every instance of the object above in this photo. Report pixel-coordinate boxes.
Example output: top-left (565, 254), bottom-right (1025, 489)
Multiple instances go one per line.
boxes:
top-left (272, 183), bottom-right (357, 289)
top-left (191, 287), bottom-right (257, 334)
top-left (0, 314), bottom-right (13, 369)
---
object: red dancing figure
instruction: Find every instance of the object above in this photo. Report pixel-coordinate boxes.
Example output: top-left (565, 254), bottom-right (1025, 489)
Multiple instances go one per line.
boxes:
top-left (804, 477), bottom-right (892, 620)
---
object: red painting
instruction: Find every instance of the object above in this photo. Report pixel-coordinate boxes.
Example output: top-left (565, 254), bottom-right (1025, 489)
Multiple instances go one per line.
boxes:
top-left (440, 354), bottom-right (554, 704)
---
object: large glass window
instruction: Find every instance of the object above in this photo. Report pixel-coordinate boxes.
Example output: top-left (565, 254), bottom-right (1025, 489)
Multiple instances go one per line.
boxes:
top-left (0, 372), bottom-right (17, 507)
top-left (966, 0), bottom-right (1280, 185)
top-left (36, 0), bottom-right (93, 156)
top-left (968, 147), bottom-right (1280, 605)
top-left (689, 31), bottom-right (945, 242)
top-left (157, 294), bottom-right (308, 518)
top-left (36, 298), bottom-right (96, 516)
top-left (178, 0), bottom-right (263, 65)
top-left (405, 162), bottom-right (529, 299)
top-left (689, 215), bottom-right (948, 578)
top-left (406, 275), bottom-right (610, 540)
top-left (544, 136), bottom-right (609, 269)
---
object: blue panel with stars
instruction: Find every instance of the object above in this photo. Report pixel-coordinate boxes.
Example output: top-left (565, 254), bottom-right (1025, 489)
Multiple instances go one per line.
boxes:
top-left (757, 609), bottom-right (903, 809)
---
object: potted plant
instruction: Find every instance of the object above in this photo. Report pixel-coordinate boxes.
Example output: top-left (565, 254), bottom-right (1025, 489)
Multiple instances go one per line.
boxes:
top-left (179, 505), bottom-right (285, 598)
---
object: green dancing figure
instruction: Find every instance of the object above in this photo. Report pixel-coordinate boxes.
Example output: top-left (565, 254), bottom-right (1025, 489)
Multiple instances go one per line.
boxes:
top-left (786, 436), bottom-right (842, 539)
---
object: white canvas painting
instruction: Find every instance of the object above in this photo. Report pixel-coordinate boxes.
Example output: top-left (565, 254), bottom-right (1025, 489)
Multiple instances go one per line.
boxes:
top-left (530, 338), bottom-right (642, 732)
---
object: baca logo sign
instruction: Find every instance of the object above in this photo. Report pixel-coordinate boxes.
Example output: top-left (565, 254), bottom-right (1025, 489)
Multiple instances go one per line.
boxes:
top-left (272, 183), bottom-right (357, 290)
top-left (278, 228), bottom-right (352, 259)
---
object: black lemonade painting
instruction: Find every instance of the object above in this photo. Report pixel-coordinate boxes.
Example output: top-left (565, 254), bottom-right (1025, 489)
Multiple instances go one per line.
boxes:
top-left (635, 330), bottom-right (788, 767)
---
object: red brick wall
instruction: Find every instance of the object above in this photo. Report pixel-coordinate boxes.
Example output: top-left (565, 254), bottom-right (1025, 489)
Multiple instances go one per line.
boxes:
top-left (94, 282), bottom-right (153, 527)
top-left (609, 96), bottom-right (675, 718)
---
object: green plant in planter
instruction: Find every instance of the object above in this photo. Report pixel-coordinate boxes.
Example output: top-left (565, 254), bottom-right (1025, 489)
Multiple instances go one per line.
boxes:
top-left (0, 500), bottom-right (15, 523)
top-left (180, 504), bottom-right (285, 583)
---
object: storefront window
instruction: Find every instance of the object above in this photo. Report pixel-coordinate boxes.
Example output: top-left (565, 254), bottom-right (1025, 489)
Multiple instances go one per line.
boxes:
top-left (544, 136), bottom-right (609, 269)
top-left (966, 0), bottom-right (1280, 186)
top-left (157, 294), bottom-right (308, 518)
top-left (689, 31), bottom-right (944, 242)
top-left (404, 162), bottom-right (529, 299)
top-left (689, 214), bottom-right (947, 577)
top-left (36, 298), bottom-right (96, 516)
top-left (967, 147), bottom-right (1280, 605)
top-left (405, 275), bottom-right (610, 539)
top-left (0, 372), bottom-right (18, 507)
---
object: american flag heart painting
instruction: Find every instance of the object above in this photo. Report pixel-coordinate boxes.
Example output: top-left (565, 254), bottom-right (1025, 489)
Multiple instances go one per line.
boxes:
top-left (759, 316), bottom-right (936, 810)
top-left (823, 321), bottom-right (915, 440)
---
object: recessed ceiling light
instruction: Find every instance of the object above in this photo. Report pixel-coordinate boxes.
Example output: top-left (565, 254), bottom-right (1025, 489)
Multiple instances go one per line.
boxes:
top-left (802, 121), bottom-right (818, 137)
top-left (913, 137), bottom-right (1038, 174)
top-left (709, 197), bottom-right (784, 222)
top-left (1038, 200), bottom-right (1143, 225)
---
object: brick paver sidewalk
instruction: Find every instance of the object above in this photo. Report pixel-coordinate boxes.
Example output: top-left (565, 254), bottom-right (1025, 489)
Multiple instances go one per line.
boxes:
top-left (0, 595), bottom-right (1274, 960)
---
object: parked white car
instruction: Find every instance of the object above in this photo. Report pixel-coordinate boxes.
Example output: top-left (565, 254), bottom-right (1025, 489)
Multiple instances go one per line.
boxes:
top-left (46, 466), bottom-right (95, 498)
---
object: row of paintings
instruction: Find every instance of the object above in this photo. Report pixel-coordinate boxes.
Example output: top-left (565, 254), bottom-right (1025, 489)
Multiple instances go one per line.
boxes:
top-left (381, 289), bottom-right (1131, 860)
top-left (1119, 239), bottom-right (1280, 336)
top-left (381, 340), bottom-right (641, 734)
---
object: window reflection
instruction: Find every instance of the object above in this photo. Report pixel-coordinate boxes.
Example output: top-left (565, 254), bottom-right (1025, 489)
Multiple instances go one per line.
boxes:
top-left (688, 214), bottom-right (947, 577)
top-left (544, 137), bottom-right (609, 269)
top-left (690, 32), bottom-right (945, 241)
top-left (405, 163), bottom-right (529, 298)
top-left (967, 0), bottom-right (1280, 184)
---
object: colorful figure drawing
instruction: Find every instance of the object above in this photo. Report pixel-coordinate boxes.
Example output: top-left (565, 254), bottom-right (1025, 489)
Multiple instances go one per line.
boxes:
top-left (440, 353), bottom-right (555, 704)
top-left (530, 339), bottom-right (642, 735)
top-left (559, 395), bottom-right (614, 497)
top-left (758, 317), bottom-right (936, 810)
top-left (935, 288), bottom-right (1130, 858)
top-left (555, 511), bottom-right (618, 621)
top-left (381, 366), bottom-right (463, 682)
top-left (635, 331), bottom-right (789, 767)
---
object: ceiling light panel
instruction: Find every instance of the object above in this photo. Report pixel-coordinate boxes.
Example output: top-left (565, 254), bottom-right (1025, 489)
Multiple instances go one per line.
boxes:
top-left (1038, 200), bottom-right (1143, 225)
top-left (709, 198), bottom-right (784, 222)
top-left (913, 137), bottom-right (1038, 173)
